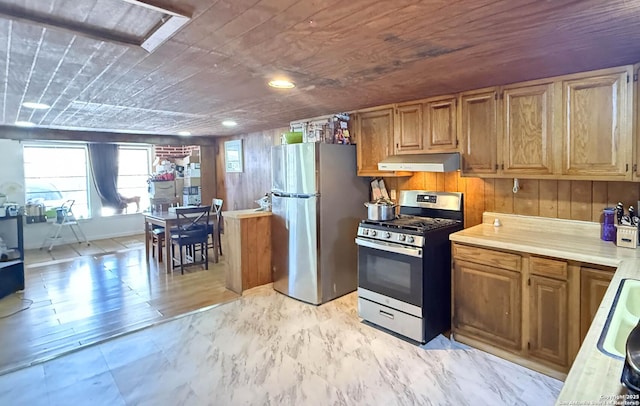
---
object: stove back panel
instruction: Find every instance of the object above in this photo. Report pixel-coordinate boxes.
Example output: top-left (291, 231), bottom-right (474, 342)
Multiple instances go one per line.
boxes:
top-left (398, 191), bottom-right (464, 223)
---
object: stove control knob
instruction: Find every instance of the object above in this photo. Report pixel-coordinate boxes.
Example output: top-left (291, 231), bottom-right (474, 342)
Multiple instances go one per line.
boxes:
top-left (398, 234), bottom-right (406, 242)
top-left (384, 232), bottom-right (391, 239)
top-left (362, 229), bottom-right (369, 236)
top-left (407, 236), bottom-right (415, 243)
top-left (370, 230), bottom-right (377, 237)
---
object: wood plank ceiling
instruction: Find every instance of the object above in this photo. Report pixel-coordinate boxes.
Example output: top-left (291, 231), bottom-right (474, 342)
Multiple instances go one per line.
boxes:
top-left (1, 0), bottom-right (640, 137)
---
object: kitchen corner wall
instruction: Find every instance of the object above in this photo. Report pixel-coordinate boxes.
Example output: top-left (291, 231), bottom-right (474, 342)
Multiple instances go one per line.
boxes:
top-left (215, 128), bottom-right (286, 212)
top-left (385, 173), bottom-right (640, 228)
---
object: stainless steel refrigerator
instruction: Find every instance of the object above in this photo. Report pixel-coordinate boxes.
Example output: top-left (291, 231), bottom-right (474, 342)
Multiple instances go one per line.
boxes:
top-left (271, 143), bottom-right (369, 305)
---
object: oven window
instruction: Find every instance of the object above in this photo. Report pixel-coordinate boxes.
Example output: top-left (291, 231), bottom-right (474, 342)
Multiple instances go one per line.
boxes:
top-left (365, 256), bottom-right (412, 294)
top-left (358, 244), bottom-right (422, 307)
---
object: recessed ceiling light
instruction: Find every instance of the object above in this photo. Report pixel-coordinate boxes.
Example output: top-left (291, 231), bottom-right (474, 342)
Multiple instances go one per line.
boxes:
top-left (268, 79), bottom-right (295, 89)
top-left (222, 120), bottom-right (237, 127)
top-left (15, 121), bottom-right (36, 127)
top-left (22, 102), bottom-right (50, 110)
top-left (178, 131), bottom-right (191, 136)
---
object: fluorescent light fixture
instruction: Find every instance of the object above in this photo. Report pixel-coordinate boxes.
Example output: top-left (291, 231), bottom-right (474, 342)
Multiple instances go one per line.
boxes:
top-left (141, 15), bottom-right (191, 53)
top-left (222, 120), bottom-right (237, 127)
top-left (268, 79), bottom-right (295, 89)
top-left (15, 121), bottom-right (36, 127)
top-left (178, 131), bottom-right (191, 136)
top-left (22, 102), bottom-right (50, 109)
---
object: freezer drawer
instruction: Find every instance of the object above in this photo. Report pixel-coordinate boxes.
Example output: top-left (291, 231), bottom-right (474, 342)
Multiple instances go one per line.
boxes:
top-left (271, 144), bottom-right (317, 195)
top-left (358, 297), bottom-right (424, 343)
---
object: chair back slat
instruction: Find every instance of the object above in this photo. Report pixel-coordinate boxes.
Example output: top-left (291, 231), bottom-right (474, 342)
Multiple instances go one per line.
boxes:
top-left (212, 199), bottom-right (223, 217)
top-left (175, 206), bottom-right (211, 234)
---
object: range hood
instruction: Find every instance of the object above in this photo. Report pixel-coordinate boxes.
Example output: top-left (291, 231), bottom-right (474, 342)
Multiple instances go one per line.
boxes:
top-left (378, 152), bottom-right (460, 172)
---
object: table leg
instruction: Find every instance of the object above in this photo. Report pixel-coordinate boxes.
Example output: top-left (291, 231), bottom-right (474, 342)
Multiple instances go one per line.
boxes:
top-left (212, 224), bottom-right (219, 264)
top-left (144, 220), bottom-right (151, 262)
top-left (164, 226), bottom-right (172, 274)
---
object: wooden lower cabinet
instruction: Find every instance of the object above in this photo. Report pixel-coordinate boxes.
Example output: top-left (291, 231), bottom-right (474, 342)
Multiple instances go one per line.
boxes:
top-left (453, 259), bottom-right (522, 350)
top-left (223, 213), bottom-right (272, 294)
top-left (452, 243), bottom-right (612, 378)
top-left (528, 275), bottom-right (568, 368)
top-left (580, 266), bottom-right (615, 342)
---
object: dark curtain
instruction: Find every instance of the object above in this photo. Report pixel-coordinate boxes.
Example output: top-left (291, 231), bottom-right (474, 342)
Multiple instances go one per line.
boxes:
top-left (87, 143), bottom-right (125, 213)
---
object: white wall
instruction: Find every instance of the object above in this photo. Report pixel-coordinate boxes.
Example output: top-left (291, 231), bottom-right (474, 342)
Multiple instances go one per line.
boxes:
top-left (0, 139), bottom-right (145, 249)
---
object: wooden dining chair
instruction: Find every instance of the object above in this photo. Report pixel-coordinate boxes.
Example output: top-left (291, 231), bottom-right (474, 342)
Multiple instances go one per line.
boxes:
top-left (170, 205), bottom-right (211, 274)
top-left (150, 225), bottom-right (165, 262)
top-left (208, 198), bottom-right (224, 260)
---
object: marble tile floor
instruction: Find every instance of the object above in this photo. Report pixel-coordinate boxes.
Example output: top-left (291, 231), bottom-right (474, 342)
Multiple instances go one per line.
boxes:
top-left (0, 285), bottom-right (563, 406)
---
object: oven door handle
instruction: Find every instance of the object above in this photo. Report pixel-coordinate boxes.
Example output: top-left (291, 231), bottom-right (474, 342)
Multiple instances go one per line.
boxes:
top-left (355, 238), bottom-right (423, 258)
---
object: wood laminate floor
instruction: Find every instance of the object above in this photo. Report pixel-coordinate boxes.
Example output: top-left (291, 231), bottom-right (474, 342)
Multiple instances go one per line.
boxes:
top-left (0, 239), bottom-right (238, 375)
top-left (24, 235), bottom-right (148, 266)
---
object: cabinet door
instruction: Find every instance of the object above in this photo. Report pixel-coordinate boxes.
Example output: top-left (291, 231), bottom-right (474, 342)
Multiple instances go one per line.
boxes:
top-left (394, 104), bottom-right (423, 154)
top-left (453, 259), bottom-right (521, 350)
top-left (459, 90), bottom-right (498, 175)
top-left (425, 97), bottom-right (457, 151)
top-left (356, 108), bottom-right (394, 176)
top-left (580, 267), bottom-right (614, 343)
top-left (529, 275), bottom-right (568, 368)
top-left (562, 69), bottom-right (631, 178)
top-left (502, 83), bottom-right (554, 175)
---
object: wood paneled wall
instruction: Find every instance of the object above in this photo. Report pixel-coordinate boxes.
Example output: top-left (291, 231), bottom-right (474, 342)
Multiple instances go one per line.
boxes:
top-left (213, 129), bottom-right (640, 227)
top-left (214, 128), bottom-right (285, 212)
top-left (384, 173), bottom-right (640, 228)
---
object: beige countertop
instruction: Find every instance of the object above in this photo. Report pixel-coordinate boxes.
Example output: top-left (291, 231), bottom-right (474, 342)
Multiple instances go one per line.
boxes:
top-left (449, 212), bottom-right (640, 404)
top-left (222, 209), bottom-right (272, 219)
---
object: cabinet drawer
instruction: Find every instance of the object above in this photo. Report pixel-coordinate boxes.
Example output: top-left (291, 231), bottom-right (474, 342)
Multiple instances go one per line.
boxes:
top-left (530, 256), bottom-right (567, 280)
top-left (453, 244), bottom-right (521, 271)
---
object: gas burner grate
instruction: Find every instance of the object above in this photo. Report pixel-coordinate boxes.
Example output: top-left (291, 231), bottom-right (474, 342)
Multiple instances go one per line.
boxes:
top-left (361, 214), bottom-right (460, 233)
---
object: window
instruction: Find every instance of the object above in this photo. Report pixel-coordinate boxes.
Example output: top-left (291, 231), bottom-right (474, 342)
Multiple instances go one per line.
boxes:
top-left (100, 145), bottom-right (151, 216)
top-left (24, 144), bottom-right (90, 219)
top-left (24, 143), bottom-right (152, 219)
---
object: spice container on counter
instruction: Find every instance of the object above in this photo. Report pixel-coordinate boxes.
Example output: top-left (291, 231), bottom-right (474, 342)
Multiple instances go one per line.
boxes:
top-left (602, 207), bottom-right (617, 242)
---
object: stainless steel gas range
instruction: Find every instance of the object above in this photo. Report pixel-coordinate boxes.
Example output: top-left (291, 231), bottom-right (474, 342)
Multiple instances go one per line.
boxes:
top-left (356, 190), bottom-right (464, 343)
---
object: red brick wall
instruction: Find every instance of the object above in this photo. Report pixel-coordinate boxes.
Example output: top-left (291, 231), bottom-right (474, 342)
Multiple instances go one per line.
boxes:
top-left (154, 145), bottom-right (200, 159)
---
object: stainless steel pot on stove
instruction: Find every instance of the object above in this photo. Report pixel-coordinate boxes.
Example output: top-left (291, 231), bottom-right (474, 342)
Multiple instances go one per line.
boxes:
top-left (364, 199), bottom-right (397, 221)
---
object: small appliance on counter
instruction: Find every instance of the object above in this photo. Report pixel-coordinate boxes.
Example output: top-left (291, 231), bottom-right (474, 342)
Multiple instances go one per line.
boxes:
top-left (25, 203), bottom-right (46, 223)
top-left (0, 203), bottom-right (19, 217)
top-left (612, 202), bottom-right (640, 249)
top-left (254, 193), bottom-right (271, 212)
top-left (617, 225), bottom-right (638, 249)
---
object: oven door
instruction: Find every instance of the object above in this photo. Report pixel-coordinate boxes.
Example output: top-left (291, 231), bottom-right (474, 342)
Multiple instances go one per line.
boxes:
top-left (355, 237), bottom-right (423, 307)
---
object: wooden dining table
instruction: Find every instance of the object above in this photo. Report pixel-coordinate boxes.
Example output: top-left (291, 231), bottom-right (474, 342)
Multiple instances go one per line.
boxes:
top-left (144, 210), bottom-right (218, 274)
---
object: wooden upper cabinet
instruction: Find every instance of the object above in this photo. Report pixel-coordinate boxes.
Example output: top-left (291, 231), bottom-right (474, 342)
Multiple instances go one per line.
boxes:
top-left (580, 266), bottom-right (615, 343)
top-left (394, 103), bottom-right (423, 154)
top-left (459, 89), bottom-right (498, 175)
top-left (562, 68), bottom-right (632, 179)
top-left (425, 96), bottom-right (457, 151)
top-left (528, 275), bottom-right (569, 369)
top-left (502, 83), bottom-right (554, 175)
top-left (355, 108), bottom-right (396, 176)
